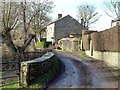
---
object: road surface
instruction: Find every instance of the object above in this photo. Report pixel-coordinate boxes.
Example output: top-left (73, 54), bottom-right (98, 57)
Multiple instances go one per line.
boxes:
top-left (47, 51), bottom-right (118, 89)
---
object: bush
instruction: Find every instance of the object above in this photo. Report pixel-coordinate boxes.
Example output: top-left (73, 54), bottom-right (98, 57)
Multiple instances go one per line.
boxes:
top-left (36, 42), bottom-right (52, 48)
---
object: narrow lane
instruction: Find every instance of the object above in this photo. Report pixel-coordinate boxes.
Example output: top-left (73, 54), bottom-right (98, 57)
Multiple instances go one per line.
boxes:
top-left (48, 57), bottom-right (80, 88)
top-left (48, 51), bottom-right (118, 89)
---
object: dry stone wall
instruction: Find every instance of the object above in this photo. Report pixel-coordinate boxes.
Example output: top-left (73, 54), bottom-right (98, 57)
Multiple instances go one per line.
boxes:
top-left (20, 52), bottom-right (58, 87)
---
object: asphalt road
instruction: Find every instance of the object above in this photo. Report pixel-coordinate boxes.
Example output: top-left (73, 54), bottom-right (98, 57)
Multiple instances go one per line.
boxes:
top-left (47, 51), bottom-right (118, 89)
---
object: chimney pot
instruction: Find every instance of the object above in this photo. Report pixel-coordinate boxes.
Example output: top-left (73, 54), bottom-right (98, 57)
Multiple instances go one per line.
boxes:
top-left (58, 14), bottom-right (62, 19)
top-left (81, 18), bottom-right (84, 26)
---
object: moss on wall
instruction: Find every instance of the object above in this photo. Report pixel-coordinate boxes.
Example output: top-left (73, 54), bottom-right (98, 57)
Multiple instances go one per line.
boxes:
top-left (20, 52), bottom-right (60, 87)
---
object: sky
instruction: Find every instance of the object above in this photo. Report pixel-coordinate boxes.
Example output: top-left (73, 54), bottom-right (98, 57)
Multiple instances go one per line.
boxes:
top-left (0, 0), bottom-right (115, 31)
top-left (50, 0), bottom-right (114, 31)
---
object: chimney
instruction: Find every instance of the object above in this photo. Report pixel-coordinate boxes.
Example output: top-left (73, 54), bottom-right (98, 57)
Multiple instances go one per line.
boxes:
top-left (58, 14), bottom-right (62, 19)
top-left (81, 18), bottom-right (84, 26)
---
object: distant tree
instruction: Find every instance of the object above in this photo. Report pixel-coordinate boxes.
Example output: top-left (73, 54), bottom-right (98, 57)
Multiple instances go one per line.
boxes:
top-left (77, 4), bottom-right (100, 29)
top-left (104, 0), bottom-right (120, 18)
top-left (29, 0), bottom-right (54, 42)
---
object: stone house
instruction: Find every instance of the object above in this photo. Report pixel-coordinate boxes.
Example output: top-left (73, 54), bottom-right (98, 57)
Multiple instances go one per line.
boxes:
top-left (46, 14), bottom-right (86, 43)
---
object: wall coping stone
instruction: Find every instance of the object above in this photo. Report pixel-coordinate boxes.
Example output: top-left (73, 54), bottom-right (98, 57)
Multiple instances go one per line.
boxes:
top-left (21, 52), bottom-right (54, 65)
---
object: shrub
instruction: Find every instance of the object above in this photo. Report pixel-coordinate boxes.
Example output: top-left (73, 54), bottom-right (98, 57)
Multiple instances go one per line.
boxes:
top-left (36, 42), bottom-right (52, 48)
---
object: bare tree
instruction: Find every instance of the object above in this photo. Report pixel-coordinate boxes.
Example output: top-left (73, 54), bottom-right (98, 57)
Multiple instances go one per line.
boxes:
top-left (1, 0), bottom-right (54, 60)
top-left (30, 0), bottom-right (54, 42)
top-left (104, 0), bottom-right (120, 18)
top-left (0, 0), bottom-right (53, 58)
top-left (1, 1), bottom-right (35, 60)
top-left (77, 4), bottom-right (100, 29)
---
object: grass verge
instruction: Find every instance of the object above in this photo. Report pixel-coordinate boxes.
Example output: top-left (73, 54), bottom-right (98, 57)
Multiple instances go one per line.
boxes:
top-left (118, 72), bottom-right (120, 80)
top-left (75, 51), bottom-right (92, 60)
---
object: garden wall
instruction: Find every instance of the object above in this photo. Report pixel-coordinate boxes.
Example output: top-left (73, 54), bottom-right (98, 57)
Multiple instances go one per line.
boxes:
top-left (82, 25), bottom-right (120, 68)
top-left (91, 26), bottom-right (119, 52)
top-left (20, 52), bottom-right (59, 87)
top-left (82, 34), bottom-right (91, 50)
top-left (82, 30), bottom-right (97, 50)
top-left (93, 51), bottom-right (120, 68)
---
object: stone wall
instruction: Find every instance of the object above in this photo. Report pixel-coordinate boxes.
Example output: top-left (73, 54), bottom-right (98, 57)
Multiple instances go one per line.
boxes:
top-left (82, 34), bottom-right (91, 50)
top-left (91, 26), bottom-right (119, 52)
top-left (82, 25), bottom-right (120, 68)
top-left (82, 30), bottom-right (97, 51)
top-left (82, 25), bottom-right (119, 52)
top-left (20, 52), bottom-right (58, 87)
top-left (58, 37), bottom-right (79, 51)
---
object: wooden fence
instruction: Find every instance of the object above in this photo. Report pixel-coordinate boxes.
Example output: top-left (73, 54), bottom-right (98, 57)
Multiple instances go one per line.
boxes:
top-left (0, 61), bottom-right (20, 87)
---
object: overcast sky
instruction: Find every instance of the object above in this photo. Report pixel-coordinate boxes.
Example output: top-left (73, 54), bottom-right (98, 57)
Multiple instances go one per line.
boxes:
top-left (1, 0), bottom-right (115, 31)
top-left (50, 0), bottom-right (114, 31)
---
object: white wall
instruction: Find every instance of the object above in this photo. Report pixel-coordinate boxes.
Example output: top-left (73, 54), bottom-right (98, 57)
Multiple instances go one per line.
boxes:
top-left (85, 50), bottom-right (91, 56)
top-left (93, 51), bottom-right (119, 68)
top-left (46, 23), bottom-right (55, 43)
top-left (85, 50), bottom-right (120, 68)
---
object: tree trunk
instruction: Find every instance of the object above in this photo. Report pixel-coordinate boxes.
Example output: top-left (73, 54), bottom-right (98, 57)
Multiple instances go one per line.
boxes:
top-left (2, 28), bottom-right (35, 61)
top-left (2, 29), bottom-right (17, 55)
top-left (20, 34), bottom-right (35, 53)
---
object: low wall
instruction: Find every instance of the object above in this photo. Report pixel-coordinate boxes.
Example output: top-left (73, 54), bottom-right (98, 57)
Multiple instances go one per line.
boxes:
top-left (20, 52), bottom-right (58, 87)
top-left (58, 38), bottom-right (79, 51)
top-left (92, 51), bottom-right (119, 68)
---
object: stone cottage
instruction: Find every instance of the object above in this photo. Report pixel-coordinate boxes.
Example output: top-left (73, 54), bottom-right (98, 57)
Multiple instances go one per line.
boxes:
top-left (46, 14), bottom-right (86, 43)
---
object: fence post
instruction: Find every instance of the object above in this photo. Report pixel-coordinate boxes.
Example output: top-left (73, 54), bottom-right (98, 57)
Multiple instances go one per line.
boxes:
top-left (18, 62), bottom-right (21, 87)
top-left (20, 62), bottom-right (29, 87)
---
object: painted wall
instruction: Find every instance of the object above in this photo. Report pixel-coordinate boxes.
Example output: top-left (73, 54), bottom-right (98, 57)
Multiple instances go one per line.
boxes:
top-left (85, 50), bottom-right (119, 68)
top-left (93, 51), bottom-right (119, 68)
top-left (46, 23), bottom-right (55, 42)
top-left (85, 50), bottom-right (91, 56)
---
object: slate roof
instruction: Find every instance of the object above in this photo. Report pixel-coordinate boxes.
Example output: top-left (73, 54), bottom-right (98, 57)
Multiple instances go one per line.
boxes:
top-left (48, 15), bottom-right (82, 26)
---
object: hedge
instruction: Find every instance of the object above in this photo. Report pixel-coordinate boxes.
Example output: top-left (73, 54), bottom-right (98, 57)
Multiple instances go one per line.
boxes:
top-left (36, 42), bottom-right (52, 48)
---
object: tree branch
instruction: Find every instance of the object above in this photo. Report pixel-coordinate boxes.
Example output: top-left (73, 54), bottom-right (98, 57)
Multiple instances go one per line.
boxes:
top-left (20, 34), bottom-right (35, 52)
